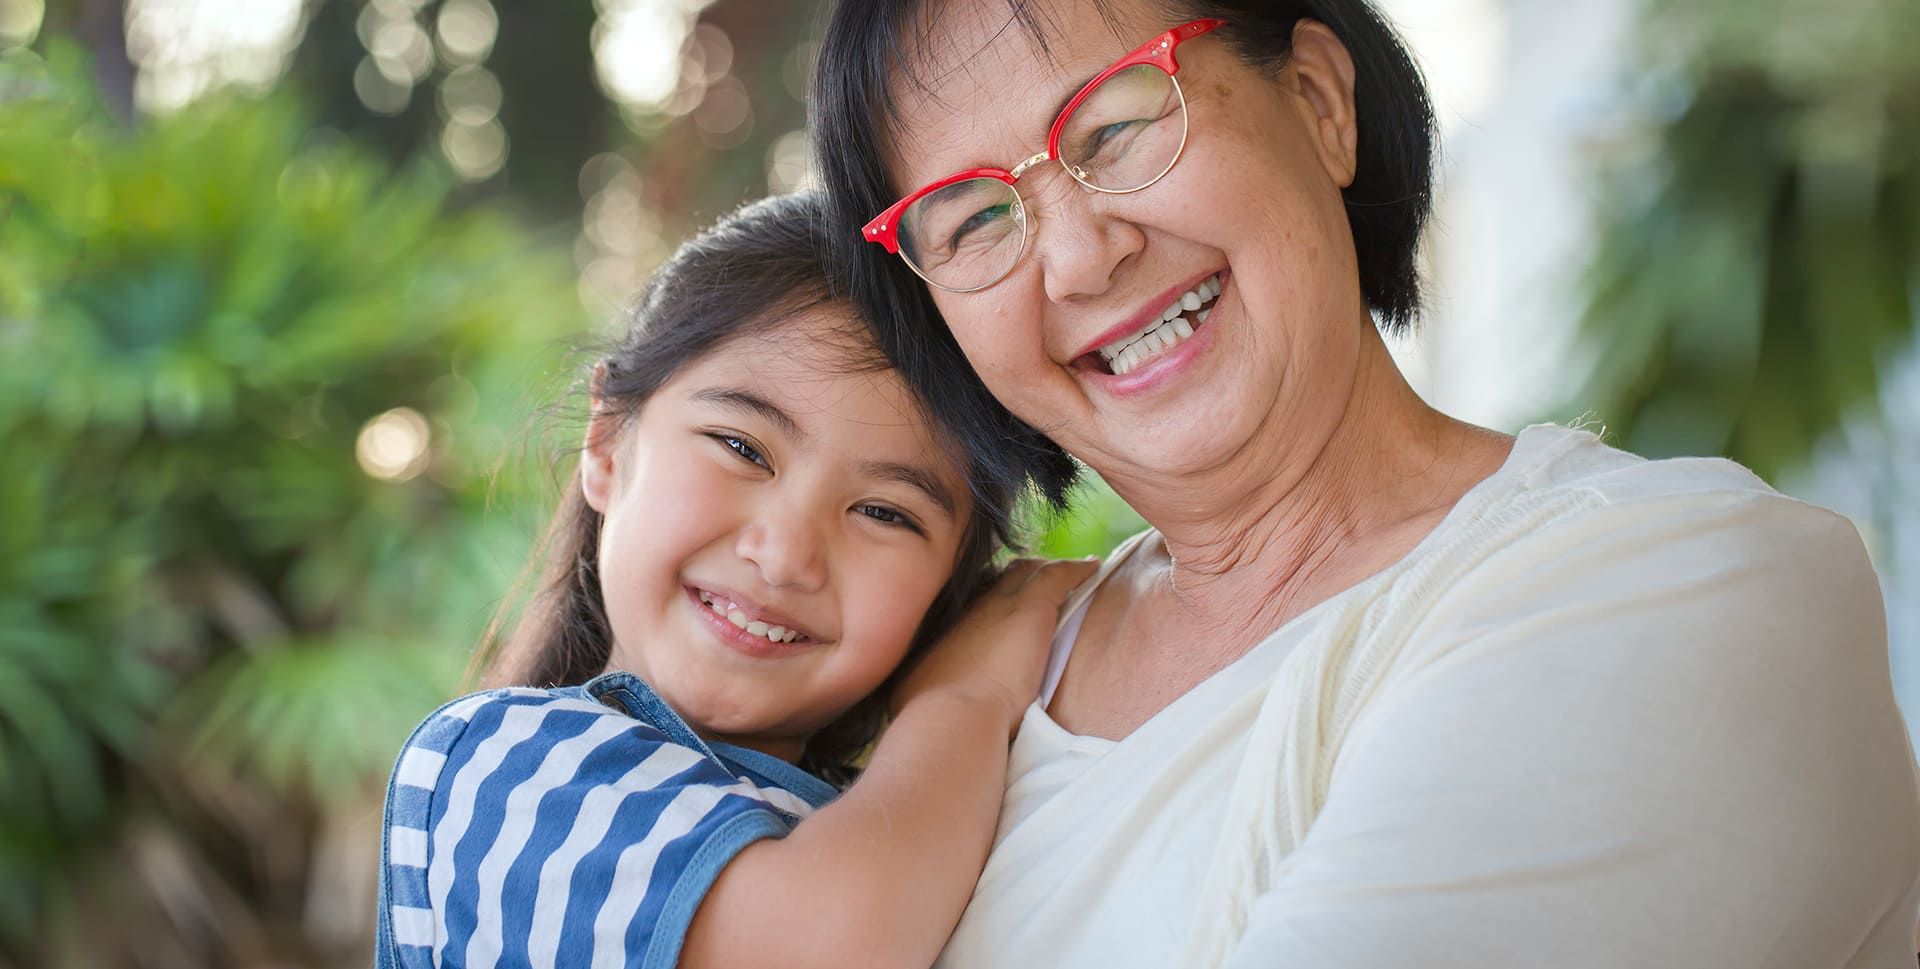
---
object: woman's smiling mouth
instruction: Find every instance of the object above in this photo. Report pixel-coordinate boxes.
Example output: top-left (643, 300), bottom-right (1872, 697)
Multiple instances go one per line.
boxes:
top-left (1073, 270), bottom-right (1227, 377)
top-left (1092, 272), bottom-right (1223, 376)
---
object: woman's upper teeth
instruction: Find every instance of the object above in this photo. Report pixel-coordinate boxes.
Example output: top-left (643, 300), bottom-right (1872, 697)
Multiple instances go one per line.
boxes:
top-left (697, 589), bottom-right (804, 644)
top-left (1097, 274), bottom-right (1221, 375)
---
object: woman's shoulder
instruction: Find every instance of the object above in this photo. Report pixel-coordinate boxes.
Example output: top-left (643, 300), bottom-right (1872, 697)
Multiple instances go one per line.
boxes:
top-left (1491, 423), bottom-right (1861, 548)
top-left (1503, 422), bottom-right (1772, 501)
top-left (1414, 425), bottom-right (1884, 650)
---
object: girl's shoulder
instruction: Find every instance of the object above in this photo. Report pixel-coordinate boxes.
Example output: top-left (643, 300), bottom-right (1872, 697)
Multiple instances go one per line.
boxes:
top-left (384, 676), bottom-right (827, 821)
top-left (375, 679), bottom-right (823, 969)
top-left (381, 684), bottom-right (639, 804)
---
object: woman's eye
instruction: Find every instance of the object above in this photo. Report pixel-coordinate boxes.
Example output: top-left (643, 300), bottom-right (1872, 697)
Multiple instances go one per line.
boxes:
top-left (712, 434), bottom-right (768, 469)
top-left (948, 203), bottom-right (1011, 251)
top-left (855, 504), bottom-right (923, 534)
top-left (1085, 119), bottom-right (1144, 159)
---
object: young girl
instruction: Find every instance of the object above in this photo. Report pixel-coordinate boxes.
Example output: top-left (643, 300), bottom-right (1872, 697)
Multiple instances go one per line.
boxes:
top-left (372, 192), bottom-right (1093, 969)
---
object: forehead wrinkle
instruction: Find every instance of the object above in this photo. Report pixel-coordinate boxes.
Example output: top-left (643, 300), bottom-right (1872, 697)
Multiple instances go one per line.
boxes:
top-left (881, 0), bottom-right (1155, 180)
top-left (890, 0), bottom-right (1144, 99)
top-left (893, 3), bottom-right (1051, 121)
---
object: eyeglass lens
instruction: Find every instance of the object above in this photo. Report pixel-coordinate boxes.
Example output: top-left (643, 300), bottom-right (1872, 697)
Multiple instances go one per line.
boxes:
top-left (898, 64), bottom-right (1187, 291)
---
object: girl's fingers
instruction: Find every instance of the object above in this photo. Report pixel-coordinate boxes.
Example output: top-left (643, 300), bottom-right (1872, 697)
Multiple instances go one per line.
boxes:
top-left (1027, 558), bottom-right (1100, 600)
top-left (994, 557), bottom-right (1099, 602)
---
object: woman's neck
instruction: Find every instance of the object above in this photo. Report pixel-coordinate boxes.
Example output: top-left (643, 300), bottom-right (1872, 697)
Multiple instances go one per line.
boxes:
top-left (1107, 331), bottom-right (1506, 648)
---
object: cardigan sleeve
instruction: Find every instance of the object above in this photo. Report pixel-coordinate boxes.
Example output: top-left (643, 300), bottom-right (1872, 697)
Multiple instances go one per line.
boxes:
top-left (1222, 489), bottom-right (1920, 969)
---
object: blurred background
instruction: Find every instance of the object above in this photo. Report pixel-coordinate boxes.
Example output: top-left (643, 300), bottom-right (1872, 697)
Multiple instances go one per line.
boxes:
top-left (0, 0), bottom-right (1912, 965)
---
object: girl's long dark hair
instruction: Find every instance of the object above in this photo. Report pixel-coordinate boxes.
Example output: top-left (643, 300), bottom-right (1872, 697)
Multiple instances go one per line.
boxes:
top-left (481, 192), bottom-right (1018, 785)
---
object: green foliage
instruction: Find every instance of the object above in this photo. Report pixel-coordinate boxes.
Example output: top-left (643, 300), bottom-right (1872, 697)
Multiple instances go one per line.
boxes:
top-left (1029, 474), bottom-right (1147, 560)
top-left (1566, 0), bottom-right (1918, 481)
top-left (0, 43), bottom-right (586, 962)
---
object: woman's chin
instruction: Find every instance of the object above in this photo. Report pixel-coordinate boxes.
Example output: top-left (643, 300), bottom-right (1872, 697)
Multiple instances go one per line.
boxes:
top-left (1078, 410), bottom-right (1263, 489)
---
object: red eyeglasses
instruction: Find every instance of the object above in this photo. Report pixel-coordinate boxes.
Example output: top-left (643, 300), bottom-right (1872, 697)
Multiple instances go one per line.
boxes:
top-left (863, 18), bottom-right (1225, 294)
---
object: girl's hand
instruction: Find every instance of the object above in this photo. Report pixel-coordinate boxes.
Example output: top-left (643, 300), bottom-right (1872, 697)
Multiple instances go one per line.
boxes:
top-left (893, 557), bottom-right (1100, 732)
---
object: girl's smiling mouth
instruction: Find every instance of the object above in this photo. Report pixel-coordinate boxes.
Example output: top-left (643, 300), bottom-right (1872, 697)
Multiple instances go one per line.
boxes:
top-left (687, 585), bottom-right (817, 652)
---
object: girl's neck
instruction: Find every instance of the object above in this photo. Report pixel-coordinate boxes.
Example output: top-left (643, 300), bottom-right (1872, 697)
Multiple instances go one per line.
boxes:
top-left (705, 731), bottom-right (804, 763)
top-left (1108, 331), bottom-right (1507, 648)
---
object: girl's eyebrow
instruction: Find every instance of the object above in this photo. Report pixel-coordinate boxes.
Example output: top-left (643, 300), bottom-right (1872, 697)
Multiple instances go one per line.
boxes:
top-left (860, 460), bottom-right (959, 520)
top-left (694, 384), bottom-right (958, 518)
top-left (692, 386), bottom-right (803, 440)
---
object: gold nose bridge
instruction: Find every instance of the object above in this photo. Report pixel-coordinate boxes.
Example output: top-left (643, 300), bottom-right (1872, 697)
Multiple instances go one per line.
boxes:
top-left (1007, 150), bottom-right (1052, 180)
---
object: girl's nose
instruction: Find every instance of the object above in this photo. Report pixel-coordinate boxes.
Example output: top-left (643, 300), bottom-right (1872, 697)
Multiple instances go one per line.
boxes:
top-left (734, 504), bottom-right (829, 592)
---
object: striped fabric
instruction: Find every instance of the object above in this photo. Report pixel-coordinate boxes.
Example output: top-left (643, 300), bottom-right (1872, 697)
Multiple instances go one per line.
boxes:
top-left (374, 671), bottom-right (838, 969)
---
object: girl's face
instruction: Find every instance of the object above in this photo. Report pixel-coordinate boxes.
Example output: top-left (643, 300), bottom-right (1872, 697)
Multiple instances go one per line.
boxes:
top-left (581, 307), bottom-right (972, 761)
top-left (881, 0), bottom-right (1369, 485)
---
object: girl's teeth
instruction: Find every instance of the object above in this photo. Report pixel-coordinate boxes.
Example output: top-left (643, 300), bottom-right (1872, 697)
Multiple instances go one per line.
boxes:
top-left (701, 590), bottom-right (803, 643)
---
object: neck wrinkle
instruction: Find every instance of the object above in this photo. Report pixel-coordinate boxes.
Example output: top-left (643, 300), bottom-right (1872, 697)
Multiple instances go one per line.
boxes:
top-left (1106, 332), bottom-right (1455, 649)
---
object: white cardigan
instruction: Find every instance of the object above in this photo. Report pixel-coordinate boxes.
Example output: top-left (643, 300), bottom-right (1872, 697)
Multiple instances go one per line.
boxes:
top-left (934, 425), bottom-right (1920, 969)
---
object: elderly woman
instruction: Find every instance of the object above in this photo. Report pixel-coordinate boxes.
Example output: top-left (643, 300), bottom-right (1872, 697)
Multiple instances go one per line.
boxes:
top-left (809, 0), bottom-right (1920, 966)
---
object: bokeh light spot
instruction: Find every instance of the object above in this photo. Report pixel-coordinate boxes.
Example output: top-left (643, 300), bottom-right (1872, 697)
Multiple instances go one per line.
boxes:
top-left (126, 0), bottom-right (308, 112)
top-left (354, 55), bottom-right (412, 115)
top-left (765, 129), bottom-right (812, 192)
top-left (441, 116), bottom-right (508, 181)
top-left (355, 407), bottom-right (432, 481)
top-left (435, 0), bottom-right (497, 65)
top-left (437, 65), bottom-right (501, 125)
top-left (0, 0), bottom-right (45, 48)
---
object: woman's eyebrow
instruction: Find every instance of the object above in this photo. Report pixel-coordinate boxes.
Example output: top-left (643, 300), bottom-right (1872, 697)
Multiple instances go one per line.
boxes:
top-left (1046, 71), bottom-right (1094, 127)
top-left (691, 386), bottom-right (803, 441)
top-left (861, 460), bottom-right (959, 519)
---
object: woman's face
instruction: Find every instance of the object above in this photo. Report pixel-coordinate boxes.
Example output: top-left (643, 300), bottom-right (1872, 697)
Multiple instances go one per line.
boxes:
top-left (884, 0), bottom-right (1370, 483)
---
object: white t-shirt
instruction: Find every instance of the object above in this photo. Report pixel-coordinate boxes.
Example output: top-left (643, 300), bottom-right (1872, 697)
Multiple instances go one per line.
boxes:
top-left (936, 424), bottom-right (1920, 969)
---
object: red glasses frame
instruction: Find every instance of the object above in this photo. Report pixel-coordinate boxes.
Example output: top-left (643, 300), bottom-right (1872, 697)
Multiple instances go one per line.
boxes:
top-left (862, 18), bottom-right (1226, 260)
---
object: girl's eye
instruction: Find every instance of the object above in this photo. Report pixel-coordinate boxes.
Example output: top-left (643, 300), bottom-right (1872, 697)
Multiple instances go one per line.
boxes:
top-left (855, 503), bottom-right (924, 535)
top-left (711, 433), bottom-right (769, 469)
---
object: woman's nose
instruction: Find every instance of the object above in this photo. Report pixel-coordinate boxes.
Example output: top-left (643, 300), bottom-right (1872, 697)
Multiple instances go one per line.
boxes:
top-left (1035, 185), bottom-right (1147, 304)
top-left (734, 504), bottom-right (829, 592)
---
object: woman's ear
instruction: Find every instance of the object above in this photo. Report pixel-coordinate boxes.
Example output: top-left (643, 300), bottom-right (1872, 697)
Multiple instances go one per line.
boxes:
top-left (1288, 20), bottom-right (1360, 189)
top-left (580, 364), bottom-right (622, 514)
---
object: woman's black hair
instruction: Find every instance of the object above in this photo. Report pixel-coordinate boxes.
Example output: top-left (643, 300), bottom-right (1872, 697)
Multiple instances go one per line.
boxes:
top-left (483, 192), bottom-right (1015, 786)
top-left (811, 0), bottom-right (1437, 494)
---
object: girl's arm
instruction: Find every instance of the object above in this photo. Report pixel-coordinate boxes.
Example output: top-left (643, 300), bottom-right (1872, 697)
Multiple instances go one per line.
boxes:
top-left (679, 558), bottom-right (1098, 969)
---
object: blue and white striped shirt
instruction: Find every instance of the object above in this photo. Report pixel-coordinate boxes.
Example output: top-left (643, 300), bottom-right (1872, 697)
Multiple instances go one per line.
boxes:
top-left (374, 670), bottom-right (838, 969)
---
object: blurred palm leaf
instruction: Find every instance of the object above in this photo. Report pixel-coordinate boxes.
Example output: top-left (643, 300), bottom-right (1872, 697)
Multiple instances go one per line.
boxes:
top-left (1565, 0), bottom-right (1917, 481)
top-left (0, 43), bottom-right (584, 967)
